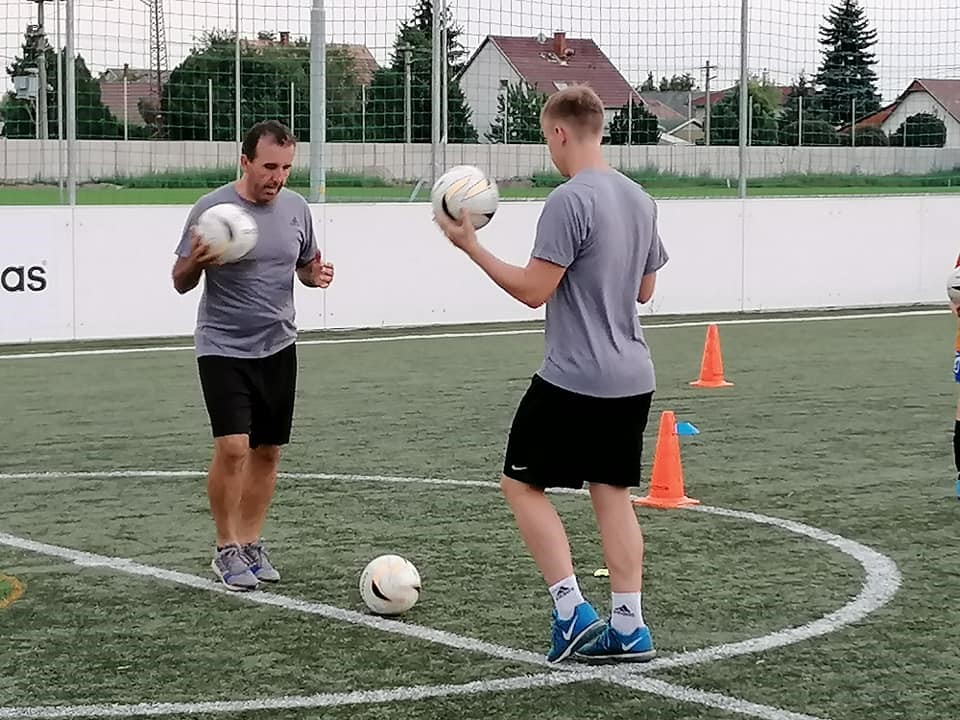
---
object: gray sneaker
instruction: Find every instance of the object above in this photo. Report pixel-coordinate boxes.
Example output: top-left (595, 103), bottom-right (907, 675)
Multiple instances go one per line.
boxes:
top-left (211, 544), bottom-right (259, 592)
top-left (243, 540), bottom-right (280, 583)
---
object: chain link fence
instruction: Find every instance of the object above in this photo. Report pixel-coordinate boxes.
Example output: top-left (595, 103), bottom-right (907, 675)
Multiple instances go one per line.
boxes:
top-left (1, 0), bottom-right (959, 203)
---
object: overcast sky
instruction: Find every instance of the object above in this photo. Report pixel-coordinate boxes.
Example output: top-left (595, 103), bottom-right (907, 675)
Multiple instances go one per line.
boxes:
top-left (2, 0), bottom-right (958, 103)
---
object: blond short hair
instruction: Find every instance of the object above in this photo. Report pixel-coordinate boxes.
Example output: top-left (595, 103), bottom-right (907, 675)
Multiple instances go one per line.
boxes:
top-left (541, 85), bottom-right (605, 137)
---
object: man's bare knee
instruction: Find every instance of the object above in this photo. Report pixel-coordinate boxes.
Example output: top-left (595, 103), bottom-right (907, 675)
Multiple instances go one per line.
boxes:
top-left (251, 444), bottom-right (281, 467)
top-left (213, 435), bottom-right (249, 473)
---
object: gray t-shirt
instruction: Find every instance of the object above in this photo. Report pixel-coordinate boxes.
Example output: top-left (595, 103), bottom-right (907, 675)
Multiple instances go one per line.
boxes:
top-left (531, 168), bottom-right (669, 398)
top-left (175, 184), bottom-right (318, 359)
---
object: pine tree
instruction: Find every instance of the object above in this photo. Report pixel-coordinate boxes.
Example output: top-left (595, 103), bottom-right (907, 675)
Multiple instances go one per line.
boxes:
top-left (364, 0), bottom-right (477, 142)
top-left (607, 99), bottom-right (660, 145)
top-left (813, 0), bottom-right (881, 126)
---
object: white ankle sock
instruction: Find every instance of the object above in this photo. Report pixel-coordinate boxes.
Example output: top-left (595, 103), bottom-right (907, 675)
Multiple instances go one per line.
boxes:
top-left (548, 575), bottom-right (584, 620)
top-left (610, 592), bottom-right (644, 634)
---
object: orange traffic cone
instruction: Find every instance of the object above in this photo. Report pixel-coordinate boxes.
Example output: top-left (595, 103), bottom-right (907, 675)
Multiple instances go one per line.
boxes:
top-left (635, 411), bottom-right (700, 509)
top-left (690, 323), bottom-right (733, 388)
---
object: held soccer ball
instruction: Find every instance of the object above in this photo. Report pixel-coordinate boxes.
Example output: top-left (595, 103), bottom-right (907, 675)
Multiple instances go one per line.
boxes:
top-left (195, 203), bottom-right (258, 264)
top-left (948, 266), bottom-right (960, 304)
top-left (431, 164), bottom-right (499, 230)
top-left (359, 554), bottom-right (422, 616)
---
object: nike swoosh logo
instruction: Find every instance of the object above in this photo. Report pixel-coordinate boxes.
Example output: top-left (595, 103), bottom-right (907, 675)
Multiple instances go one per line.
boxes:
top-left (621, 638), bottom-right (645, 651)
top-left (511, 465), bottom-right (528, 471)
top-left (561, 619), bottom-right (576, 641)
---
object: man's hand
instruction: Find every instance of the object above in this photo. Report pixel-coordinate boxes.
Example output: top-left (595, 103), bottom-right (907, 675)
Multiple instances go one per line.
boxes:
top-left (433, 209), bottom-right (479, 253)
top-left (951, 301), bottom-right (960, 317)
top-left (299, 252), bottom-right (335, 288)
top-left (172, 229), bottom-right (222, 294)
top-left (187, 229), bottom-right (224, 269)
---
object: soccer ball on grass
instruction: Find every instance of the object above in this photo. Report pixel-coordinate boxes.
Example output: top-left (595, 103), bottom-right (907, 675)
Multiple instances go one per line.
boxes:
top-left (359, 554), bottom-right (422, 616)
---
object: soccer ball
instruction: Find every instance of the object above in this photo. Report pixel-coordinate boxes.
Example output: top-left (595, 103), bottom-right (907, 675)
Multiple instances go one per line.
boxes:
top-left (431, 164), bottom-right (499, 230)
top-left (948, 266), bottom-right (960, 304)
top-left (359, 554), bottom-right (421, 616)
top-left (195, 203), bottom-right (258, 264)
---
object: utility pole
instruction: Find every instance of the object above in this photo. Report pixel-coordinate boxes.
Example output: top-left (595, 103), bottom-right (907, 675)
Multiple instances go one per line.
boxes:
top-left (701, 59), bottom-right (716, 146)
top-left (27, 0), bottom-right (50, 140)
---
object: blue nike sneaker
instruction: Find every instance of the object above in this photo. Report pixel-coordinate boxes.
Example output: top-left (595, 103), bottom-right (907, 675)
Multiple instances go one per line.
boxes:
top-left (573, 624), bottom-right (657, 664)
top-left (547, 602), bottom-right (605, 663)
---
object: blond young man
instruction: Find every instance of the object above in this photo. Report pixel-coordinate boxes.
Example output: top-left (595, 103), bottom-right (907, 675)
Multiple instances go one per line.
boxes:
top-left (434, 86), bottom-right (668, 663)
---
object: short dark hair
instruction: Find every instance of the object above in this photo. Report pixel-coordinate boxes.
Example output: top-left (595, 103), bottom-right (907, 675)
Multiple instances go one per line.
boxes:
top-left (541, 85), bottom-right (605, 137)
top-left (242, 120), bottom-right (297, 161)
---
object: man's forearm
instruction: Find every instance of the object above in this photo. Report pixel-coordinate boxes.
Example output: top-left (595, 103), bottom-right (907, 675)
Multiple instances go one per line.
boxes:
top-left (173, 262), bottom-right (202, 294)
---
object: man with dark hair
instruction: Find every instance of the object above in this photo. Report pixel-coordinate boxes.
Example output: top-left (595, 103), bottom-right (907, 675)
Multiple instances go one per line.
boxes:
top-left (434, 85), bottom-right (667, 663)
top-left (172, 120), bottom-right (334, 591)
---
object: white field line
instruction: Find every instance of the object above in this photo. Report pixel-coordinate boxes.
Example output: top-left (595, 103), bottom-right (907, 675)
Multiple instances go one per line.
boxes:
top-left (0, 529), bottom-right (829, 720)
top-left (0, 469), bottom-right (902, 720)
top-left (0, 674), bottom-right (584, 719)
top-left (0, 308), bottom-right (944, 361)
top-left (0, 470), bottom-right (901, 671)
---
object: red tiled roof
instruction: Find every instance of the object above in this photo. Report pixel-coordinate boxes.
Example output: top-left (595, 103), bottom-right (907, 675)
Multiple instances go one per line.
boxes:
top-left (329, 43), bottom-right (380, 86)
top-left (482, 33), bottom-right (639, 108)
top-left (99, 80), bottom-right (157, 125)
top-left (638, 97), bottom-right (686, 126)
top-left (692, 89), bottom-right (729, 107)
top-left (841, 103), bottom-right (897, 132)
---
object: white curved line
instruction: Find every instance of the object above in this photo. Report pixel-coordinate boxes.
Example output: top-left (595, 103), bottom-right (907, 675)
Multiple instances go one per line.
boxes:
top-left (0, 469), bottom-right (901, 673)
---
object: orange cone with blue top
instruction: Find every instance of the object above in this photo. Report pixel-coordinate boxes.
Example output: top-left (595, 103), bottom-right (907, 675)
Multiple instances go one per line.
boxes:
top-left (635, 411), bottom-right (700, 509)
top-left (690, 323), bottom-right (733, 388)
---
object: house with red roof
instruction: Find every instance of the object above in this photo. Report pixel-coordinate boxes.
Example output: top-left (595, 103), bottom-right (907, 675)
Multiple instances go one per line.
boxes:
top-left (841, 79), bottom-right (960, 146)
top-left (458, 31), bottom-right (641, 142)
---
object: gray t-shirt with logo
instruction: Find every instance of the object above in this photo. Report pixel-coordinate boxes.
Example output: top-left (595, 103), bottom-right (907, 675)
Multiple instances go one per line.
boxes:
top-left (175, 184), bottom-right (318, 359)
top-left (531, 168), bottom-right (669, 398)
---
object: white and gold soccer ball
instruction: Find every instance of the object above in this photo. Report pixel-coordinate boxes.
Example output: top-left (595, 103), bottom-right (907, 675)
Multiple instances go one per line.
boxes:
top-left (431, 164), bottom-right (499, 230)
top-left (359, 554), bottom-right (422, 616)
top-left (195, 203), bottom-right (259, 263)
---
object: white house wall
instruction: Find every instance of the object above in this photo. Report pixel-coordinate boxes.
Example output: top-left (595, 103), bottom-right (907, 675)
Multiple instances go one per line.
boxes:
top-left (460, 44), bottom-right (521, 144)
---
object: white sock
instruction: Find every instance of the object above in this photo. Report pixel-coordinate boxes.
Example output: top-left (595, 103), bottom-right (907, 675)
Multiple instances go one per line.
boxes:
top-left (548, 575), bottom-right (584, 619)
top-left (610, 592), bottom-right (644, 634)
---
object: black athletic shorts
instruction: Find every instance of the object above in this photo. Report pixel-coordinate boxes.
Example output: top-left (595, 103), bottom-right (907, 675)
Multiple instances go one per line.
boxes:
top-left (197, 343), bottom-right (298, 448)
top-left (502, 374), bottom-right (654, 490)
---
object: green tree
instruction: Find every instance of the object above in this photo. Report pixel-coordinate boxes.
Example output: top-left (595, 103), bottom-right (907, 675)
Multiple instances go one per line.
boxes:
top-left (779, 119), bottom-right (840, 146)
top-left (779, 73), bottom-right (833, 144)
top-left (607, 99), bottom-right (660, 145)
top-left (709, 80), bottom-right (780, 145)
top-left (838, 125), bottom-right (888, 146)
top-left (161, 31), bottom-right (363, 142)
top-left (364, 0), bottom-right (477, 142)
top-left (813, 0), bottom-right (881, 126)
top-left (889, 112), bottom-right (947, 147)
top-left (1, 32), bottom-right (128, 139)
top-left (658, 73), bottom-right (696, 91)
top-left (485, 81), bottom-right (546, 143)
